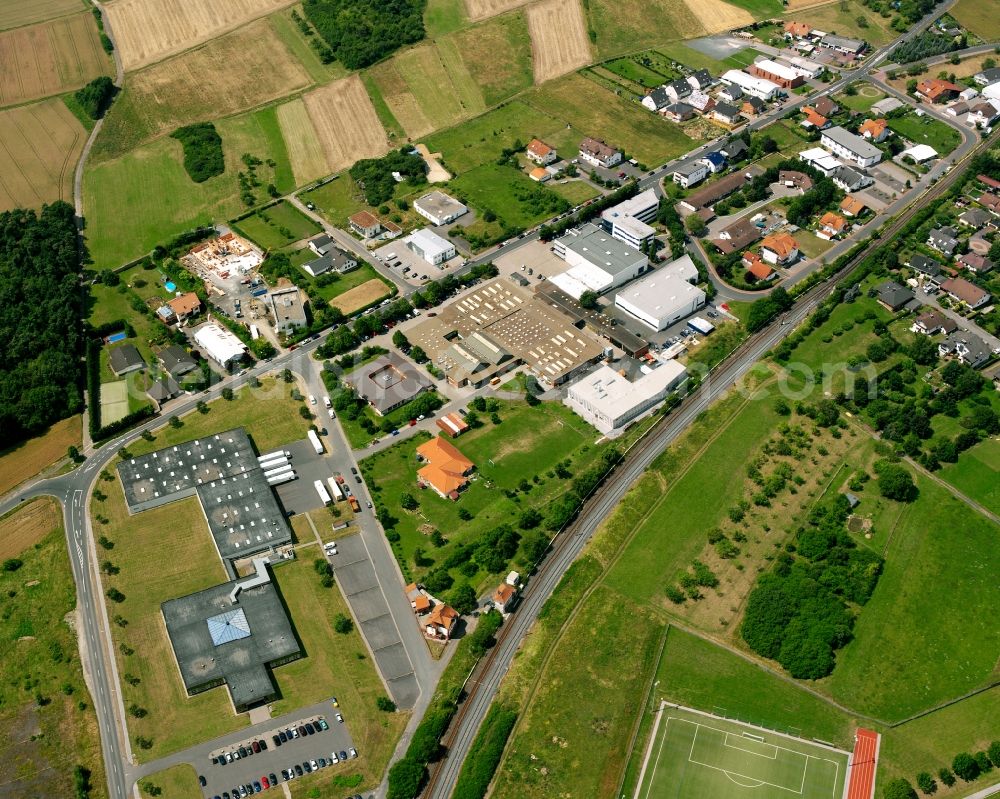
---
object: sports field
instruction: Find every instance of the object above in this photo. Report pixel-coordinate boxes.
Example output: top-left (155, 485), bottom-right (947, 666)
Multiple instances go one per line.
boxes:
top-left (636, 705), bottom-right (848, 799)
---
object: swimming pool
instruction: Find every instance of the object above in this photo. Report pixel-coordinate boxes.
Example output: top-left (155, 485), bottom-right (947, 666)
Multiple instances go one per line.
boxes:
top-left (105, 331), bottom-right (127, 344)
top-left (164, 280), bottom-right (176, 292)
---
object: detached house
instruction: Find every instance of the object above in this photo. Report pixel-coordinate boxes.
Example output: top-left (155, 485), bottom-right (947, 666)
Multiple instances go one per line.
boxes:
top-left (911, 309), bottom-right (956, 336)
top-left (908, 254), bottom-right (943, 281)
top-left (959, 253), bottom-right (993, 275)
top-left (840, 195), bottom-right (867, 217)
top-left (814, 96), bottom-right (840, 118)
top-left (916, 79), bottom-right (962, 104)
top-left (780, 170), bottom-right (813, 190)
top-left (875, 280), bottom-right (915, 311)
top-left (718, 83), bottom-right (744, 104)
top-left (687, 70), bottom-right (714, 91)
top-left (711, 102), bottom-right (741, 125)
top-left (642, 86), bottom-right (671, 113)
top-left (760, 233), bottom-right (799, 265)
top-left (166, 292), bottom-right (201, 322)
top-left (831, 165), bottom-right (873, 192)
top-left (425, 603), bottom-right (459, 640)
top-left (349, 211), bottom-right (383, 239)
top-left (959, 208), bottom-right (992, 229)
top-left (713, 217), bottom-right (762, 254)
top-left (801, 106), bottom-right (829, 130)
top-left (968, 100), bottom-right (1000, 128)
top-left (665, 78), bottom-right (692, 103)
top-left (662, 102), bottom-right (696, 122)
top-left (742, 96), bottom-right (766, 117)
top-left (527, 138), bottom-right (557, 165)
top-left (940, 277), bottom-right (991, 309)
top-left (742, 251), bottom-right (776, 281)
top-left (927, 226), bottom-right (959, 256)
top-left (858, 118), bottom-right (889, 142)
top-left (939, 331), bottom-right (992, 367)
top-left (974, 67), bottom-right (1000, 86)
top-left (699, 151), bottom-right (726, 174)
top-left (817, 212), bottom-right (848, 240)
top-left (979, 193), bottom-right (1000, 216)
top-left (720, 139), bottom-right (748, 161)
top-left (673, 161), bottom-right (708, 189)
top-left (579, 137), bottom-right (622, 169)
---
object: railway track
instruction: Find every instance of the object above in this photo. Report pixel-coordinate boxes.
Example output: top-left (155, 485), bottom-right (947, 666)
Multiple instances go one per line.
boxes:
top-left (421, 128), bottom-right (1000, 799)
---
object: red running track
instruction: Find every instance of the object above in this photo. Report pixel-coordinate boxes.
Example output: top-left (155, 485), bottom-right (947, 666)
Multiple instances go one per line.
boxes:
top-left (847, 728), bottom-right (880, 799)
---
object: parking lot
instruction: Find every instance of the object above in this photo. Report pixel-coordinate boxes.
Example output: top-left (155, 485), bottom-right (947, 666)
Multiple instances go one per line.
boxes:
top-left (271, 437), bottom-right (346, 516)
top-left (200, 701), bottom-right (356, 798)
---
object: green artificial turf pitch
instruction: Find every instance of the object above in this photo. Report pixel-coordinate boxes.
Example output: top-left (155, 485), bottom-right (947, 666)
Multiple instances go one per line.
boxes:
top-left (637, 705), bottom-right (848, 799)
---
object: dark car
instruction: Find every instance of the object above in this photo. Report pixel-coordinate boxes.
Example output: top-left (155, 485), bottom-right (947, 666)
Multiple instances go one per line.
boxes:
top-left (278, 730), bottom-right (288, 743)
top-left (253, 781), bottom-right (261, 793)
top-left (297, 725), bottom-right (307, 737)
top-left (350, 467), bottom-right (358, 475)
top-left (355, 475), bottom-right (362, 484)
top-left (339, 750), bottom-right (348, 762)
top-left (239, 746), bottom-right (248, 758)
top-left (269, 773), bottom-right (277, 787)
top-left (223, 793), bottom-right (230, 799)
top-left (258, 739), bottom-right (267, 751)
top-left (251, 740), bottom-right (260, 754)
top-left (294, 764), bottom-right (303, 777)
top-left (199, 775), bottom-right (207, 787)
top-left (272, 734), bottom-right (281, 747)
top-left (304, 722), bottom-right (315, 735)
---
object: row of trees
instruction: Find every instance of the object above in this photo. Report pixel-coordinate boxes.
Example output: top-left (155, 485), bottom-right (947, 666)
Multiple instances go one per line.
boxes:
top-left (886, 741), bottom-right (1000, 797)
top-left (889, 31), bottom-right (964, 65)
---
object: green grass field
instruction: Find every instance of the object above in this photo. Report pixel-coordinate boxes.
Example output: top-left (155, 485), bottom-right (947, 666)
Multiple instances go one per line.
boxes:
top-left (233, 200), bottom-right (321, 251)
top-left (269, 8), bottom-right (348, 85)
top-left (549, 179), bottom-right (601, 204)
top-left (657, 43), bottom-right (730, 74)
top-left (424, 0), bottom-right (467, 36)
top-left (448, 162), bottom-right (569, 227)
top-left (724, 0), bottom-right (785, 16)
top-left (836, 88), bottom-right (886, 113)
top-left (723, 48), bottom-right (764, 69)
top-left (788, 0), bottom-right (898, 47)
top-left (936, 437), bottom-right (1000, 515)
top-left (637, 705), bottom-right (848, 799)
top-left (949, 0), bottom-right (1000, 41)
top-left (886, 113), bottom-right (962, 156)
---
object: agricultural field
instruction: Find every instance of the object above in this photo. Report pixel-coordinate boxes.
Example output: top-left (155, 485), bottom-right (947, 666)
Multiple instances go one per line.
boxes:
top-left (586, 0), bottom-right (704, 58)
top-left (524, 72), bottom-right (694, 166)
top-left (785, 0), bottom-right (898, 46)
top-left (269, 5), bottom-right (348, 85)
top-left (0, 0), bottom-right (84, 30)
top-left (105, 0), bottom-right (296, 71)
top-left (0, 501), bottom-right (106, 799)
top-left (949, 0), bottom-right (1000, 42)
top-left (328, 277), bottom-right (394, 314)
top-left (232, 199), bottom-right (321, 251)
top-left (525, 0), bottom-right (592, 83)
top-left (0, 416), bottom-right (80, 498)
top-left (448, 11), bottom-right (534, 106)
top-left (425, 0), bottom-right (468, 36)
top-left (936, 437), bottom-right (1000, 516)
top-left (0, 98), bottom-right (85, 212)
top-left (886, 112), bottom-right (962, 156)
top-left (685, 0), bottom-right (754, 35)
top-left (84, 108), bottom-right (294, 267)
top-left (0, 12), bottom-right (111, 107)
top-left (277, 98), bottom-right (331, 185)
top-left (93, 18), bottom-right (309, 159)
top-left (464, 0), bottom-right (534, 21)
top-left (303, 76), bottom-right (389, 174)
top-left (724, 0), bottom-right (784, 16)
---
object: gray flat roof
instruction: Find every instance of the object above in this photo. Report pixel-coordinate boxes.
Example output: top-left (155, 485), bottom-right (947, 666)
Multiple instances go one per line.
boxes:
top-left (560, 223), bottom-right (645, 275)
top-left (414, 191), bottom-right (467, 220)
top-left (345, 352), bottom-right (433, 414)
top-left (162, 573), bottom-right (300, 710)
top-left (822, 126), bottom-right (882, 160)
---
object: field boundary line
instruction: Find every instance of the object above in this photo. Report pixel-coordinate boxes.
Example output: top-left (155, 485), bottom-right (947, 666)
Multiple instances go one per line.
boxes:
top-left (633, 700), bottom-right (665, 799)
top-left (724, 731), bottom-right (778, 758)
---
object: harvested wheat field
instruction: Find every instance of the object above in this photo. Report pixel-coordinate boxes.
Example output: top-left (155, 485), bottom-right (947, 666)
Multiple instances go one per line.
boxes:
top-left (682, 0), bottom-right (753, 33)
top-left (125, 18), bottom-right (309, 139)
top-left (0, 99), bottom-right (84, 212)
top-left (0, 12), bottom-right (111, 107)
top-left (105, 0), bottom-right (295, 71)
top-left (464, 0), bottom-right (534, 21)
top-left (0, 0), bottom-right (82, 30)
top-left (367, 58), bottom-right (437, 139)
top-left (303, 76), bottom-right (389, 174)
top-left (0, 498), bottom-right (63, 561)
top-left (784, 0), bottom-right (836, 9)
top-left (526, 0), bottom-right (592, 83)
top-left (0, 416), bottom-right (81, 497)
top-left (277, 98), bottom-right (330, 185)
top-left (330, 279), bottom-right (393, 314)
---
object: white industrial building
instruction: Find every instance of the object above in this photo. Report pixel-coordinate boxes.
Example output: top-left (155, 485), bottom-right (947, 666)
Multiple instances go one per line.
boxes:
top-left (413, 191), bottom-right (468, 226)
top-left (799, 147), bottom-right (842, 175)
top-left (550, 223), bottom-right (648, 299)
top-left (782, 55), bottom-right (824, 78)
top-left (606, 216), bottom-right (655, 249)
top-left (614, 255), bottom-right (705, 332)
top-left (404, 228), bottom-right (456, 265)
top-left (720, 69), bottom-right (781, 100)
top-left (820, 126), bottom-right (882, 168)
top-left (193, 324), bottom-right (247, 367)
top-left (565, 360), bottom-right (688, 437)
top-left (601, 188), bottom-right (659, 249)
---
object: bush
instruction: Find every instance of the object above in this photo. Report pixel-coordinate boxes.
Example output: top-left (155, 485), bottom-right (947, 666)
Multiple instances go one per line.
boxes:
top-left (170, 123), bottom-right (225, 183)
top-left (874, 459), bottom-right (918, 502)
top-left (387, 756), bottom-right (428, 799)
top-left (915, 772), bottom-right (936, 794)
top-left (2, 558), bottom-right (23, 572)
top-left (74, 76), bottom-right (115, 119)
top-left (333, 613), bottom-right (353, 634)
top-left (348, 148), bottom-right (427, 206)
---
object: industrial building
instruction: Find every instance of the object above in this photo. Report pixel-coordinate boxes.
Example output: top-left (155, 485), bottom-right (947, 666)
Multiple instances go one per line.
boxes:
top-left (269, 286), bottom-right (307, 333)
top-left (404, 228), bottom-right (456, 265)
top-left (747, 59), bottom-right (804, 89)
top-left (413, 191), bottom-right (468, 226)
top-left (720, 69), bottom-right (781, 100)
top-left (565, 360), bottom-right (688, 437)
top-left (344, 352), bottom-right (434, 415)
top-left (614, 255), bottom-right (706, 332)
top-left (193, 324), bottom-right (247, 368)
top-left (601, 189), bottom-right (658, 248)
top-left (406, 278), bottom-right (604, 387)
top-left (551, 223), bottom-right (648, 299)
top-left (820, 126), bottom-right (882, 168)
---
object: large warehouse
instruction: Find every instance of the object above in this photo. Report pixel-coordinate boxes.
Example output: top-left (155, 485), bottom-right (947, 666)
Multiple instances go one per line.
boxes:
top-left (565, 360), bottom-right (688, 437)
top-left (193, 323), bottom-right (247, 367)
top-left (614, 256), bottom-right (706, 332)
top-left (551, 223), bottom-right (648, 299)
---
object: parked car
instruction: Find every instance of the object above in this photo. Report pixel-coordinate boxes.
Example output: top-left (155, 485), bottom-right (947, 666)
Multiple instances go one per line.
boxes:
top-left (330, 752), bottom-right (339, 764)
top-left (310, 760), bottom-right (319, 771)
top-left (199, 775), bottom-right (207, 787)
top-left (258, 739), bottom-right (267, 751)
top-left (331, 697), bottom-right (339, 707)
top-left (272, 735), bottom-right (281, 747)
top-left (349, 747), bottom-right (358, 758)
top-left (251, 741), bottom-right (260, 754)
top-left (261, 777), bottom-right (269, 789)
top-left (317, 718), bottom-right (329, 731)
top-left (335, 713), bottom-right (344, 723)
top-left (339, 750), bottom-right (348, 761)
top-left (304, 722), bottom-right (315, 735)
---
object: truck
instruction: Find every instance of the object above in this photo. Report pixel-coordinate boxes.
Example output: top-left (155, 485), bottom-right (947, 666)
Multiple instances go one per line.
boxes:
top-left (266, 469), bottom-right (296, 486)
top-left (307, 429), bottom-right (324, 455)
top-left (314, 479), bottom-right (332, 506)
top-left (250, 325), bottom-right (260, 340)
top-left (262, 463), bottom-right (292, 478)
top-left (250, 286), bottom-right (268, 298)
top-left (348, 496), bottom-right (360, 512)
top-left (258, 451), bottom-right (290, 467)
top-left (327, 477), bottom-right (344, 502)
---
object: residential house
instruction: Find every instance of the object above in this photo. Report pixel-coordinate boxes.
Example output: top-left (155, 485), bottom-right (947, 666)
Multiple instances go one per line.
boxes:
top-left (908, 254), bottom-right (943, 280)
top-left (979, 193), bottom-right (1000, 215)
top-left (819, 34), bottom-right (867, 56)
top-left (718, 83), bottom-right (744, 104)
top-left (425, 603), bottom-right (459, 640)
top-left (662, 102), bottom-right (696, 122)
top-left (939, 331), bottom-right (992, 367)
top-left (303, 247), bottom-right (358, 277)
top-left (699, 151), bottom-right (726, 173)
top-left (911, 309), bottom-right (956, 335)
top-left (978, 174), bottom-right (1000, 191)
top-left (269, 286), bottom-right (307, 334)
top-left (974, 67), bottom-right (1000, 86)
top-left (780, 170), bottom-right (814, 190)
top-left (526, 138), bottom-right (557, 165)
top-left (742, 251), bottom-right (775, 281)
top-left (959, 208), bottom-right (992, 229)
top-left (748, 59), bottom-right (804, 89)
top-left (814, 96), bottom-right (840, 117)
top-left (800, 147), bottom-right (843, 175)
top-left (167, 292), bottom-right (201, 322)
top-left (405, 583), bottom-right (432, 615)
top-left (916, 78), bottom-right (962, 103)
top-left (687, 90), bottom-right (715, 113)
top-left (308, 233), bottom-right (336, 257)
top-left (416, 436), bottom-right (475, 499)
top-left (801, 107), bottom-right (829, 130)
top-left (492, 583), bottom-right (518, 615)
top-left (712, 217), bottom-right (762, 254)
top-left (875, 280), bottom-right (915, 311)
top-left (840, 195), bottom-right (867, 217)
top-left (673, 161), bottom-right (708, 189)
top-left (687, 69), bottom-right (714, 91)
top-left (741, 96), bottom-right (766, 117)
top-left (146, 375), bottom-right (181, 404)
top-left (968, 100), bottom-right (1000, 128)
top-left (711, 102), bottom-right (741, 125)
top-left (817, 211), bottom-right (848, 240)
top-left (158, 345), bottom-right (197, 377)
top-left (529, 166), bottom-right (550, 182)
top-left (760, 232), bottom-right (799, 265)
top-left (959, 253), bottom-right (993, 275)
top-left (927, 226), bottom-right (959, 256)
top-left (944, 100), bottom-right (970, 119)
top-left (155, 305), bottom-right (176, 325)
top-left (821, 126), bottom-right (882, 167)
top-left (642, 86), bottom-right (671, 113)
top-left (665, 78), bottom-right (692, 103)
top-left (579, 137), bottom-right (622, 168)
top-left (678, 167), bottom-right (760, 211)
top-left (349, 211), bottom-right (383, 239)
top-left (108, 343), bottom-right (144, 376)
top-left (720, 139), bottom-right (748, 160)
top-left (940, 277), bottom-right (991, 309)
top-left (831, 165), bottom-right (874, 192)
top-left (784, 21), bottom-right (813, 38)
top-left (858, 118), bottom-right (889, 142)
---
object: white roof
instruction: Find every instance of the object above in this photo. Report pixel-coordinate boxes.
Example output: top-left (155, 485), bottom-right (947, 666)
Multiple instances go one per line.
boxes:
top-left (551, 262), bottom-right (616, 298)
top-left (405, 227), bottom-right (454, 259)
top-left (569, 362), bottom-right (688, 417)
top-left (821, 126), bottom-right (883, 161)
top-left (901, 144), bottom-right (938, 162)
top-left (982, 83), bottom-right (1000, 100)
top-left (722, 69), bottom-right (780, 95)
top-left (753, 58), bottom-right (800, 82)
top-left (194, 324), bottom-right (246, 364)
top-left (615, 268), bottom-right (706, 324)
top-left (661, 254), bottom-right (699, 284)
top-left (612, 215), bottom-right (656, 240)
top-left (600, 189), bottom-right (658, 222)
top-left (799, 147), bottom-right (842, 171)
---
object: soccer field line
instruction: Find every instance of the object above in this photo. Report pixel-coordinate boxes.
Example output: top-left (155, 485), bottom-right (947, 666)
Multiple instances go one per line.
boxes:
top-left (687, 720), bottom-right (808, 795)
top-left (724, 731), bottom-right (779, 759)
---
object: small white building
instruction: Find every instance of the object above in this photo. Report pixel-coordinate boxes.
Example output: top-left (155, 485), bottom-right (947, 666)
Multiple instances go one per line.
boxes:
top-left (900, 144), bottom-right (938, 163)
top-left (194, 324), bottom-right (247, 367)
top-left (404, 228), bottom-right (456, 265)
top-left (614, 256), bottom-right (705, 332)
top-left (413, 191), bottom-right (468, 226)
top-left (720, 69), bottom-right (781, 101)
top-left (565, 361), bottom-right (688, 437)
top-left (673, 161), bottom-right (708, 189)
top-left (799, 146), bottom-right (842, 175)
